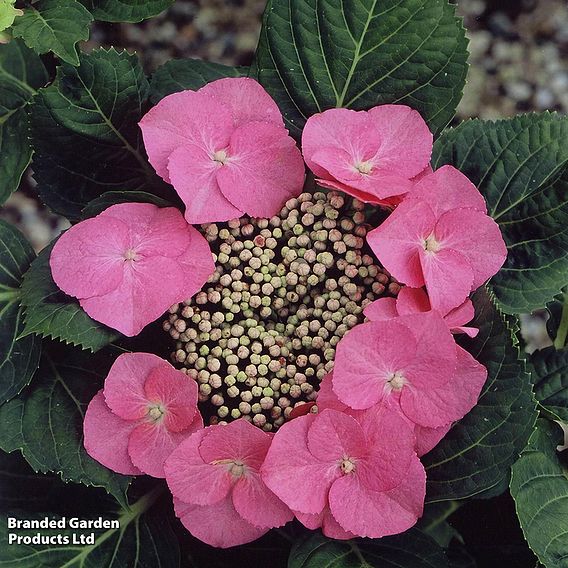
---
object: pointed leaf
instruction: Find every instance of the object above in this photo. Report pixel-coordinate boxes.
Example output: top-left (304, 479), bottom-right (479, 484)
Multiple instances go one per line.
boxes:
top-left (433, 113), bottom-right (568, 314)
top-left (80, 0), bottom-right (174, 23)
top-left (530, 347), bottom-right (568, 421)
top-left (255, 0), bottom-right (469, 139)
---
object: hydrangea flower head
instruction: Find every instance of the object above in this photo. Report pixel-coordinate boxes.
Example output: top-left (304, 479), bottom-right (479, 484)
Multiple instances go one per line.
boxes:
top-left (302, 105), bottom-right (433, 205)
top-left (83, 353), bottom-right (202, 477)
top-left (365, 286), bottom-right (479, 337)
top-left (165, 419), bottom-right (292, 548)
top-left (261, 407), bottom-right (425, 538)
top-left (50, 203), bottom-right (214, 336)
top-left (367, 165), bottom-right (507, 313)
top-left (139, 77), bottom-right (305, 223)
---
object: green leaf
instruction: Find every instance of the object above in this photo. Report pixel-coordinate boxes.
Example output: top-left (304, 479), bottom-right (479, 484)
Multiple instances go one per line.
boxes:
top-left (82, 190), bottom-right (175, 219)
top-left (423, 288), bottom-right (538, 502)
top-left (288, 529), bottom-right (449, 568)
top-left (0, 0), bottom-right (22, 32)
top-left (530, 346), bottom-right (568, 421)
top-left (80, 0), bottom-right (174, 23)
top-left (0, 487), bottom-right (180, 567)
top-left (20, 242), bottom-right (120, 352)
top-left (418, 502), bottom-right (463, 548)
top-left (0, 39), bottom-right (48, 204)
top-left (510, 419), bottom-right (568, 568)
top-left (0, 221), bottom-right (41, 404)
top-left (150, 58), bottom-right (248, 103)
top-left (255, 0), bottom-right (469, 139)
top-left (432, 113), bottom-right (568, 314)
top-left (30, 48), bottom-right (173, 221)
top-left (19, 241), bottom-right (120, 351)
top-left (12, 0), bottom-right (93, 66)
top-left (0, 344), bottom-right (130, 507)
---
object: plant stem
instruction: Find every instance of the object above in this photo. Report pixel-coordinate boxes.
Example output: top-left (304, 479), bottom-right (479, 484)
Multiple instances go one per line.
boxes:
top-left (554, 292), bottom-right (568, 350)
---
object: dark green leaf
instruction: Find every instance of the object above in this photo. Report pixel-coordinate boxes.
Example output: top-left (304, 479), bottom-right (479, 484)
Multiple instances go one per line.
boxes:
top-left (0, 344), bottom-right (130, 506)
top-left (255, 0), bottom-right (469, 139)
top-left (510, 419), bottom-right (568, 568)
top-left (0, 487), bottom-right (180, 567)
top-left (423, 288), bottom-right (537, 502)
top-left (531, 346), bottom-right (568, 421)
top-left (0, 221), bottom-right (41, 404)
top-left (433, 114), bottom-right (568, 314)
top-left (418, 502), bottom-right (462, 548)
top-left (80, 0), bottom-right (174, 23)
top-left (288, 529), bottom-right (449, 568)
top-left (82, 190), bottom-right (175, 218)
top-left (0, 39), bottom-right (48, 203)
top-left (150, 58), bottom-right (248, 103)
top-left (20, 242), bottom-right (120, 352)
top-left (30, 48), bottom-right (173, 221)
top-left (546, 296), bottom-right (563, 343)
top-left (12, 0), bottom-right (93, 66)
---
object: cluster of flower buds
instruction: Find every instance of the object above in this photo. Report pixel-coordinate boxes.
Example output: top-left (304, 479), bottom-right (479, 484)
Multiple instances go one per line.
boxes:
top-left (164, 191), bottom-right (399, 430)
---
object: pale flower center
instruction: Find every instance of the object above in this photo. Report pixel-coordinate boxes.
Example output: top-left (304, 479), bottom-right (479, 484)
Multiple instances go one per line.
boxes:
top-left (387, 371), bottom-right (407, 391)
top-left (424, 234), bottom-right (441, 253)
top-left (354, 160), bottom-right (373, 175)
top-left (340, 457), bottom-right (356, 474)
top-left (123, 248), bottom-right (138, 261)
top-left (147, 404), bottom-right (165, 422)
top-left (211, 458), bottom-right (247, 478)
top-left (212, 149), bottom-right (229, 165)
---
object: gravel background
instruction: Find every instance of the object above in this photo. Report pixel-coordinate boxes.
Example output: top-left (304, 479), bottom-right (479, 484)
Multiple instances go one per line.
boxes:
top-left (2, 0), bottom-right (567, 267)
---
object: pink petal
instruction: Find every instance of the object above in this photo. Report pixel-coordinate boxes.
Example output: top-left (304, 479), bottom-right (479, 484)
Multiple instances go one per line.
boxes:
top-left (216, 121), bottom-right (305, 218)
top-left (128, 421), bottom-right (189, 478)
top-left (366, 199), bottom-right (436, 287)
top-left (199, 77), bottom-right (284, 129)
top-left (411, 165), bottom-right (487, 215)
top-left (139, 90), bottom-right (233, 183)
top-left (167, 145), bottom-right (244, 224)
top-left (50, 216), bottom-right (128, 299)
top-left (165, 428), bottom-right (233, 506)
top-left (353, 406), bottom-right (415, 493)
top-left (400, 345), bottom-right (487, 428)
top-left (177, 226), bottom-right (215, 301)
top-left (414, 423), bottom-right (452, 457)
top-left (445, 298), bottom-right (478, 337)
top-left (295, 508), bottom-right (356, 540)
top-left (363, 297), bottom-right (399, 321)
top-left (83, 391), bottom-right (142, 475)
top-left (80, 254), bottom-right (186, 336)
top-left (315, 373), bottom-right (348, 412)
top-left (396, 287), bottom-right (431, 315)
top-left (261, 415), bottom-right (339, 515)
top-left (307, 409), bottom-right (366, 462)
top-left (329, 456), bottom-right (426, 538)
top-left (143, 365), bottom-right (198, 432)
top-left (174, 496), bottom-right (268, 548)
top-left (419, 247), bottom-right (474, 315)
top-left (332, 320), bottom-right (418, 410)
top-left (232, 472), bottom-right (293, 529)
top-left (398, 311), bottom-right (457, 391)
top-left (198, 419), bottom-right (272, 471)
top-left (315, 178), bottom-right (404, 207)
top-left (103, 353), bottom-right (163, 421)
top-left (434, 208), bottom-right (507, 290)
top-left (367, 105), bottom-right (433, 179)
top-left (302, 108), bottom-right (370, 179)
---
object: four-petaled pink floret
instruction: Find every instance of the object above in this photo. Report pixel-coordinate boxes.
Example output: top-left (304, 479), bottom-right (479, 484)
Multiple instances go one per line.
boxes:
top-left (165, 419), bottom-right (293, 548)
top-left (139, 77), bottom-right (306, 224)
top-left (261, 407), bottom-right (426, 539)
top-left (83, 352), bottom-right (202, 478)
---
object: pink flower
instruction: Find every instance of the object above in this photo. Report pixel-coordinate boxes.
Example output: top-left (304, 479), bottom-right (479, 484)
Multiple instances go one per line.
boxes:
top-left (139, 77), bottom-right (305, 224)
top-left (164, 419), bottom-right (293, 548)
top-left (50, 203), bottom-right (214, 337)
top-left (316, 373), bottom-right (449, 458)
top-left (301, 105), bottom-right (433, 205)
top-left (261, 407), bottom-right (425, 539)
top-left (367, 165), bottom-right (507, 313)
top-left (365, 286), bottom-right (479, 337)
top-left (83, 353), bottom-right (202, 478)
top-left (331, 311), bottom-right (487, 429)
